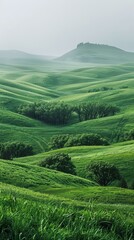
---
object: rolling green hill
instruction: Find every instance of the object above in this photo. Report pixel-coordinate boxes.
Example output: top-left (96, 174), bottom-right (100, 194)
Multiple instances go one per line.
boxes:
top-left (0, 63), bottom-right (134, 152)
top-left (58, 42), bottom-right (134, 64)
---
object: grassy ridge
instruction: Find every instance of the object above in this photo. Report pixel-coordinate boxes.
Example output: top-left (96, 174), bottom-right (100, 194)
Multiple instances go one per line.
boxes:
top-left (15, 141), bottom-right (134, 184)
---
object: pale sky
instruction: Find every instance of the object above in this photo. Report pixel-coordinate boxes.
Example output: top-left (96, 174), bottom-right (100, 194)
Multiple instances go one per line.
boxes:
top-left (0, 0), bottom-right (134, 56)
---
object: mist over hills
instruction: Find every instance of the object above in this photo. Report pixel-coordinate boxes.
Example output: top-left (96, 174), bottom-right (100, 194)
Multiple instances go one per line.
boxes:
top-left (0, 50), bottom-right (54, 60)
top-left (1, 43), bottom-right (134, 66)
top-left (0, 50), bottom-right (54, 68)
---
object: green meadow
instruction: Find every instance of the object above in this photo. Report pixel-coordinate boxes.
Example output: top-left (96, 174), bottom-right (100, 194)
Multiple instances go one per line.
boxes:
top-left (0, 54), bottom-right (134, 239)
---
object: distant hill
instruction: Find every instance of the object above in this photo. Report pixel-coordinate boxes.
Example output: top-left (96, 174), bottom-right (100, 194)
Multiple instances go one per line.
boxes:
top-left (0, 50), bottom-right (54, 60)
top-left (57, 42), bottom-right (134, 64)
top-left (0, 50), bottom-right (54, 67)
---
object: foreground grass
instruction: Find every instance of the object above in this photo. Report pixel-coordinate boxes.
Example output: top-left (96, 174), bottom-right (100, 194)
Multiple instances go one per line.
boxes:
top-left (0, 183), bottom-right (134, 240)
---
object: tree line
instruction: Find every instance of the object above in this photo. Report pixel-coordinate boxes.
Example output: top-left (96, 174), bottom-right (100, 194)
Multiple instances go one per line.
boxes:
top-left (18, 102), bottom-right (72, 125)
top-left (0, 142), bottom-right (34, 160)
top-left (49, 133), bottom-right (109, 150)
top-left (74, 102), bottom-right (119, 122)
top-left (18, 101), bottom-right (119, 125)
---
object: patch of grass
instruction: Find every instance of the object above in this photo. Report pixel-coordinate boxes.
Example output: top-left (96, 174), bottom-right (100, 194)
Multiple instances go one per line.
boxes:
top-left (0, 183), bottom-right (134, 240)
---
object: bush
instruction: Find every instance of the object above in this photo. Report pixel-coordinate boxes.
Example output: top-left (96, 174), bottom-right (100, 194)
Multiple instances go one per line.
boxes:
top-left (0, 142), bottom-right (34, 160)
top-left (40, 153), bottom-right (76, 175)
top-left (87, 161), bottom-right (121, 186)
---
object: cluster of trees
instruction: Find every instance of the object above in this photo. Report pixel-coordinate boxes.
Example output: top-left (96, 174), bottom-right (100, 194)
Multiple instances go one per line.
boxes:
top-left (0, 142), bottom-right (34, 160)
top-left (40, 153), bottom-right (76, 175)
top-left (18, 101), bottom-right (119, 125)
top-left (18, 102), bottom-right (72, 125)
top-left (114, 128), bottom-right (134, 143)
top-left (49, 134), bottom-right (109, 150)
top-left (75, 102), bottom-right (119, 122)
top-left (88, 87), bottom-right (113, 93)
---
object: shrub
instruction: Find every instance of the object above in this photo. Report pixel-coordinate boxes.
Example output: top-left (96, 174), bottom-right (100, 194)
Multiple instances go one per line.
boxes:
top-left (87, 161), bottom-right (121, 186)
top-left (40, 153), bottom-right (76, 175)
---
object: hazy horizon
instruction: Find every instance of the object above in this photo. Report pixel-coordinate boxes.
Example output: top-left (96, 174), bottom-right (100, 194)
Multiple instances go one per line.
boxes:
top-left (0, 0), bottom-right (134, 56)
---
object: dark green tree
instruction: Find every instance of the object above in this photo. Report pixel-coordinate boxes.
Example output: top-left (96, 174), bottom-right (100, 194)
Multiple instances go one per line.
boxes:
top-left (0, 142), bottom-right (34, 160)
top-left (40, 153), bottom-right (76, 175)
top-left (49, 135), bottom-right (70, 150)
top-left (87, 161), bottom-right (121, 186)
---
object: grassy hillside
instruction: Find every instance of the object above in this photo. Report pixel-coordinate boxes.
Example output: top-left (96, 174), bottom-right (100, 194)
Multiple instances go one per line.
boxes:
top-left (0, 159), bottom-right (95, 192)
top-left (15, 140), bottom-right (134, 185)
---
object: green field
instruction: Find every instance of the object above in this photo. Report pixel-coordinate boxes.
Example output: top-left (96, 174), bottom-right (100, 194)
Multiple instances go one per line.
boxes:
top-left (0, 54), bottom-right (134, 239)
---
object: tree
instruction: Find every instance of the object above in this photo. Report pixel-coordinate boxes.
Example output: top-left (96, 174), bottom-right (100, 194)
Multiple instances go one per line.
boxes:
top-left (0, 142), bottom-right (34, 160)
top-left (49, 135), bottom-right (70, 150)
top-left (87, 161), bottom-right (121, 186)
top-left (40, 153), bottom-right (76, 175)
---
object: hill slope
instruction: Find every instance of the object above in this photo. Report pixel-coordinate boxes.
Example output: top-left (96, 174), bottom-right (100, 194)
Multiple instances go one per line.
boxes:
top-left (15, 141), bottom-right (134, 185)
top-left (58, 43), bottom-right (134, 64)
top-left (0, 160), bottom-right (95, 192)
